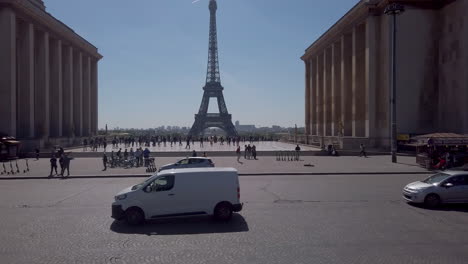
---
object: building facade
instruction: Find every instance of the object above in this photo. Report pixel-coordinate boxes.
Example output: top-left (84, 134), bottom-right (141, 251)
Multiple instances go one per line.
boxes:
top-left (0, 0), bottom-right (102, 150)
top-left (301, 0), bottom-right (468, 149)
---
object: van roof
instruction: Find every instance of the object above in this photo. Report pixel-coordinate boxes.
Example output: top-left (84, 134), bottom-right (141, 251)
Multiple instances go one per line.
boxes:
top-left (158, 167), bottom-right (238, 175)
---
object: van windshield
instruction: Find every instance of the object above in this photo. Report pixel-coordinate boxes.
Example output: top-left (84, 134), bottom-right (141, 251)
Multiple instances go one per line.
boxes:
top-left (131, 177), bottom-right (154, 190)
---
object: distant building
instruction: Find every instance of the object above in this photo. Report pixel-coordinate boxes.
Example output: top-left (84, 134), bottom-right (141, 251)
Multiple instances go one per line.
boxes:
top-left (0, 0), bottom-right (103, 150)
top-left (235, 121), bottom-right (256, 132)
top-left (301, 0), bottom-right (468, 149)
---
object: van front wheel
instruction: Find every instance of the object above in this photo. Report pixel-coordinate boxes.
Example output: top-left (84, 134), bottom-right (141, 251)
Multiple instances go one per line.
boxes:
top-left (214, 202), bottom-right (233, 221)
top-left (126, 208), bottom-right (144, 225)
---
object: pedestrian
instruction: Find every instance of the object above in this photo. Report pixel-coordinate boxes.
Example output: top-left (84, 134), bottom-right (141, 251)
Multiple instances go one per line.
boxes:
top-left (203, 152), bottom-right (207, 157)
top-left (192, 150), bottom-right (197, 157)
top-left (61, 154), bottom-right (72, 177)
top-left (143, 148), bottom-right (150, 166)
top-left (102, 153), bottom-right (108, 171)
top-left (35, 148), bottom-right (40, 160)
top-left (244, 145), bottom-right (247, 159)
top-left (252, 145), bottom-right (257, 160)
top-left (295, 144), bottom-right (301, 161)
top-left (49, 155), bottom-right (58, 177)
top-left (124, 149), bottom-right (128, 160)
top-left (359, 144), bottom-right (367, 158)
top-left (236, 146), bottom-right (241, 162)
top-left (245, 144), bottom-right (251, 159)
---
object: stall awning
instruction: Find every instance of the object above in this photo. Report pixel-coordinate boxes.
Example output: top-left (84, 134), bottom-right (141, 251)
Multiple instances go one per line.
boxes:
top-left (412, 133), bottom-right (468, 146)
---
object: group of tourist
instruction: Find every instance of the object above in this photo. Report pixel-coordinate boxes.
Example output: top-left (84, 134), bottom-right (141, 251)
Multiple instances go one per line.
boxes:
top-left (80, 135), bottom-right (278, 152)
top-left (102, 147), bottom-right (152, 170)
top-left (49, 147), bottom-right (72, 177)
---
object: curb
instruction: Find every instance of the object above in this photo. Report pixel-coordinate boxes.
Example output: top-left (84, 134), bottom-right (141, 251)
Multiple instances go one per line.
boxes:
top-left (0, 171), bottom-right (432, 180)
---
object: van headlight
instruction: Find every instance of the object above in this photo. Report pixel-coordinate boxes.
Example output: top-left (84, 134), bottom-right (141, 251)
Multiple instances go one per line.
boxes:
top-left (115, 194), bottom-right (127, 201)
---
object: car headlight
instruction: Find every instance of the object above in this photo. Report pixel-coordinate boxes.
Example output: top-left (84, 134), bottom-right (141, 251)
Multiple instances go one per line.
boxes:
top-left (115, 194), bottom-right (127, 201)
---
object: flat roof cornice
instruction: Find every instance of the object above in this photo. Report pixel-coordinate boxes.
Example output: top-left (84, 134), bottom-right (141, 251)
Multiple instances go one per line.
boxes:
top-left (301, 0), bottom-right (456, 61)
top-left (0, 0), bottom-right (103, 59)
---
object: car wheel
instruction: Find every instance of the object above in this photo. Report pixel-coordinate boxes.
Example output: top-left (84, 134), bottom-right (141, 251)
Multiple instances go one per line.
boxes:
top-left (126, 208), bottom-right (144, 225)
top-left (424, 194), bottom-right (441, 208)
top-left (214, 202), bottom-right (233, 221)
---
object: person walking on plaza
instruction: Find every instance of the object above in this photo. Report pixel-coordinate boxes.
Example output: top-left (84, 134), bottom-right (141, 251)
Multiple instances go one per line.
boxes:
top-left (252, 145), bottom-right (257, 160)
top-left (35, 148), bottom-right (40, 160)
top-left (295, 144), bottom-right (301, 161)
top-left (61, 154), bottom-right (72, 177)
top-left (236, 146), bottom-right (241, 162)
top-left (49, 155), bottom-right (58, 177)
top-left (359, 144), bottom-right (367, 158)
top-left (124, 149), bottom-right (128, 160)
top-left (192, 150), bottom-right (198, 157)
top-left (244, 145), bottom-right (247, 159)
top-left (102, 153), bottom-right (108, 171)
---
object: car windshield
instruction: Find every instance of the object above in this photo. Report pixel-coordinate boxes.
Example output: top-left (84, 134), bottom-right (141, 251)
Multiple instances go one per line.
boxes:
top-left (131, 177), bottom-right (154, 190)
top-left (422, 173), bottom-right (451, 184)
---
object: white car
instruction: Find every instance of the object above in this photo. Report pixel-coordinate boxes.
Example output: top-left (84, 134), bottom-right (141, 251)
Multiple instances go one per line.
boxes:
top-left (158, 157), bottom-right (214, 172)
top-left (112, 167), bottom-right (242, 225)
top-left (403, 171), bottom-right (468, 207)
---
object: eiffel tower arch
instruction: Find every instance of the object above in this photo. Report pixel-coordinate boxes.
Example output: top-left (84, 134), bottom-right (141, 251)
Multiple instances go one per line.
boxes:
top-left (188, 0), bottom-right (238, 138)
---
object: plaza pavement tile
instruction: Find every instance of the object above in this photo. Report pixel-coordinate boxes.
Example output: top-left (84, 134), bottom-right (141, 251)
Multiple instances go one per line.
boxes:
top-left (0, 155), bottom-right (429, 179)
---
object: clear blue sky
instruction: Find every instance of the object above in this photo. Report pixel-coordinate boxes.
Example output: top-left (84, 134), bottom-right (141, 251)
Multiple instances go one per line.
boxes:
top-left (46, 0), bottom-right (358, 129)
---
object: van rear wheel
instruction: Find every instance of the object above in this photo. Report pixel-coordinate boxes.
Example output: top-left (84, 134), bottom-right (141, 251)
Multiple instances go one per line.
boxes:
top-left (126, 208), bottom-right (144, 225)
top-left (214, 202), bottom-right (233, 221)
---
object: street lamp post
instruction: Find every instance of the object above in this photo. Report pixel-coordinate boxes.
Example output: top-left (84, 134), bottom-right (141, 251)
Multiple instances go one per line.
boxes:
top-left (384, 3), bottom-right (405, 163)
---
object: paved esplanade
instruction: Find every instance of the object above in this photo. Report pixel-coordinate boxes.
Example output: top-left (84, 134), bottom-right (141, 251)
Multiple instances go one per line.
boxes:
top-left (1, 174), bottom-right (467, 263)
top-left (71, 141), bottom-right (319, 153)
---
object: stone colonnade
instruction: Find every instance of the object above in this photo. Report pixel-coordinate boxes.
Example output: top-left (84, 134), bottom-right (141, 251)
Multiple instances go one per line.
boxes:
top-left (0, 7), bottom-right (99, 141)
top-left (304, 15), bottom-right (378, 147)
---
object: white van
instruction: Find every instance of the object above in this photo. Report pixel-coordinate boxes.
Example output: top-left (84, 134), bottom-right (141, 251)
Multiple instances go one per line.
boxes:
top-left (112, 167), bottom-right (243, 225)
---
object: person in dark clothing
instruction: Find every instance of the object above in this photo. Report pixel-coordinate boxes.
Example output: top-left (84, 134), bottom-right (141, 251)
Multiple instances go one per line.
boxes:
top-left (192, 150), bottom-right (197, 157)
top-left (61, 154), bottom-right (72, 177)
top-left (35, 148), bottom-right (40, 160)
top-left (49, 156), bottom-right (58, 177)
top-left (252, 145), bottom-right (257, 160)
top-left (102, 153), bottom-right (108, 171)
top-left (359, 144), bottom-right (367, 158)
top-left (295, 145), bottom-right (301, 161)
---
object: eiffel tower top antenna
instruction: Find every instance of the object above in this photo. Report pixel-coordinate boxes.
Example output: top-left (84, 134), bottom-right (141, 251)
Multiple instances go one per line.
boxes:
top-left (206, 0), bottom-right (221, 86)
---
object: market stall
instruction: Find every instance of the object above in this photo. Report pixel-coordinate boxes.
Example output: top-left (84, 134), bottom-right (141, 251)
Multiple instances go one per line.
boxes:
top-left (411, 133), bottom-right (468, 169)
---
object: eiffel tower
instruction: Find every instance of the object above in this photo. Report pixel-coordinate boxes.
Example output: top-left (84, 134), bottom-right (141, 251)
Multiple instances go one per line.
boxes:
top-left (188, 0), bottom-right (238, 138)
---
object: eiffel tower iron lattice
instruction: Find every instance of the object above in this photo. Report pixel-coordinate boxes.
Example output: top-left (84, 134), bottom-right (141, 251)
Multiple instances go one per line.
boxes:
top-left (188, 0), bottom-right (238, 138)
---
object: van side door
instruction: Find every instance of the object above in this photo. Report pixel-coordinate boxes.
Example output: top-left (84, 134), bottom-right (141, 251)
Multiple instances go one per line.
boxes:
top-left (141, 175), bottom-right (178, 218)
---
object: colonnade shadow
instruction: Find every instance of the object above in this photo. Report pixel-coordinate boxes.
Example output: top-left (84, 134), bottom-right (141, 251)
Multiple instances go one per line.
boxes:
top-left (110, 213), bottom-right (249, 236)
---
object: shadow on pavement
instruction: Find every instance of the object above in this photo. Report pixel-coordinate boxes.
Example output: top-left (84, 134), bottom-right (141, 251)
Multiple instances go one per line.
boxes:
top-left (408, 202), bottom-right (468, 213)
top-left (110, 213), bottom-right (249, 235)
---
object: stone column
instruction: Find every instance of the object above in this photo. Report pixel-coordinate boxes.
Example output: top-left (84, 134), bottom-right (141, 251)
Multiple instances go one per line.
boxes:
top-left (35, 30), bottom-right (50, 139)
top-left (366, 15), bottom-right (378, 141)
top-left (342, 33), bottom-right (353, 137)
top-left (323, 50), bottom-right (328, 137)
top-left (17, 22), bottom-right (35, 138)
top-left (91, 60), bottom-right (98, 136)
top-left (333, 40), bottom-right (342, 137)
top-left (305, 60), bottom-right (311, 136)
top-left (331, 43), bottom-right (336, 137)
top-left (62, 46), bottom-right (74, 137)
top-left (351, 27), bottom-right (357, 137)
top-left (0, 8), bottom-right (17, 137)
top-left (316, 54), bottom-right (323, 136)
top-left (50, 38), bottom-right (63, 137)
top-left (310, 58), bottom-right (316, 136)
top-left (73, 51), bottom-right (83, 137)
top-left (83, 56), bottom-right (91, 136)
top-left (355, 24), bottom-right (367, 138)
